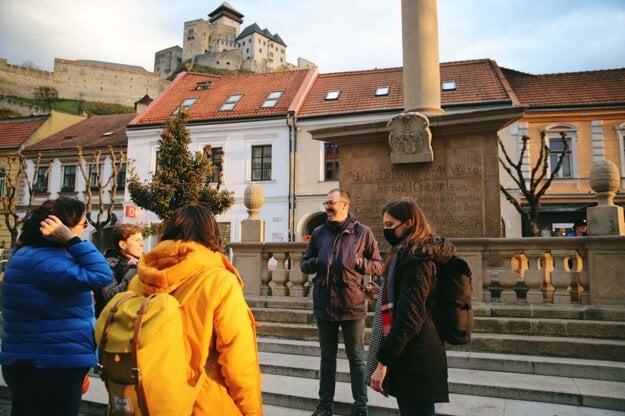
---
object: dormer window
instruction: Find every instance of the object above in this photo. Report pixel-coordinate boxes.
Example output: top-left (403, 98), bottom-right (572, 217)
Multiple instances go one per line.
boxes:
top-left (261, 91), bottom-right (283, 108)
top-left (196, 81), bottom-right (212, 90)
top-left (325, 90), bottom-right (340, 101)
top-left (441, 80), bottom-right (457, 91)
top-left (101, 132), bottom-right (114, 137)
top-left (173, 97), bottom-right (198, 115)
top-left (220, 94), bottom-right (243, 111)
top-left (375, 86), bottom-right (390, 96)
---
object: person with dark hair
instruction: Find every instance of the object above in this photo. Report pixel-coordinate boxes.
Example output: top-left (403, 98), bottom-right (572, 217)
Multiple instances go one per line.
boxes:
top-left (567, 219), bottom-right (588, 237)
top-left (301, 188), bottom-right (383, 416)
top-left (0, 197), bottom-right (113, 416)
top-left (367, 198), bottom-right (455, 416)
top-left (127, 202), bottom-right (263, 415)
top-left (95, 224), bottom-right (144, 316)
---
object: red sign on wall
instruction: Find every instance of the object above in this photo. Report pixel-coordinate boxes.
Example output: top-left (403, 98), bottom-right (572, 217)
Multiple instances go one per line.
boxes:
top-left (125, 205), bottom-right (137, 218)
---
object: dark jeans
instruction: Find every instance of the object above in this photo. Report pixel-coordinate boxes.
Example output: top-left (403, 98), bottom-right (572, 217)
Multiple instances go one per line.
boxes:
top-left (2, 361), bottom-right (89, 416)
top-left (397, 398), bottom-right (436, 416)
top-left (316, 318), bottom-right (367, 411)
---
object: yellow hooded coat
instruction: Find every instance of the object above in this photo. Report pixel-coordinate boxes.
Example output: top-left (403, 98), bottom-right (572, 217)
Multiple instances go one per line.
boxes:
top-left (129, 240), bottom-right (263, 415)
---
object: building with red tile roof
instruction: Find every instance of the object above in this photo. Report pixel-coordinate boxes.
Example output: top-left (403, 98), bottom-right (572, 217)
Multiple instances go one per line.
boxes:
top-left (0, 111), bottom-right (87, 245)
top-left (13, 113), bottom-right (135, 246)
top-left (125, 60), bottom-right (625, 240)
top-left (496, 66), bottom-right (625, 236)
top-left (126, 67), bottom-right (319, 243)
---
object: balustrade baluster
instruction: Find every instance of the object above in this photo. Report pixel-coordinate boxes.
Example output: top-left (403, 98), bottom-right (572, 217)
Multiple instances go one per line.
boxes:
top-left (271, 252), bottom-right (290, 296)
top-left (499, 250), bottom-right (521, 303)
top-left (524, 249), bottom-right (546, 304)
top-left (288, 252), bottom-right (309, 297)
top-left (550, 249), bottom-right (574, 304)
top-left (261, 252), bottom-right (273, 296)
top-left (575, 249), bottom-right (590, 305)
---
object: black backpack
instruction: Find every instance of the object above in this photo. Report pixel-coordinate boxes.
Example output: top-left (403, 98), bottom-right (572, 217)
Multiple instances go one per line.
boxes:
top-left (430, 255), bottom-right (473, 345)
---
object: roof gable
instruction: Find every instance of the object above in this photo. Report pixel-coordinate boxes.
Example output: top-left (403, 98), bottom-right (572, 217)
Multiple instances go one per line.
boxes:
top-left (501, 67), bottom-right (625, 107)
top-left (0, 116), bottom-right (48, 150)
top-left (24, 113), bottom-right (134, 153)
top-left (130, 68), bottom-right (317, 126)
top-left (298, 59), bottom-right (514, 117)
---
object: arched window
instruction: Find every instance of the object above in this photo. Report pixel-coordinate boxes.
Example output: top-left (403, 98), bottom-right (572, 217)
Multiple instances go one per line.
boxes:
top-left (544, 123), bottom-right (578, 178)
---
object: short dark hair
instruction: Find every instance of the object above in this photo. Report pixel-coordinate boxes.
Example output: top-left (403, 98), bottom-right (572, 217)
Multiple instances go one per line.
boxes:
top-left (16, 197), bottom-right (85, 249)
top-left (160, 203), bottom-right (222, 252)
top-left (112, 224), bottom-right (143, 249)
top-left (328, 188), bottom-right (350, 204)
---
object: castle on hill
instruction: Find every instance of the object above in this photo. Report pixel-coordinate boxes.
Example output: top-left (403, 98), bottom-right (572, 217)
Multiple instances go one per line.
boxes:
top-left (154, 2), bottom-right (315, 79)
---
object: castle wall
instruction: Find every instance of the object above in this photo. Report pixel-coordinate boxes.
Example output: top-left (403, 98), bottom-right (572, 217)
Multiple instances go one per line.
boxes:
top-left (53, 59), bottom-right (167, 107)
top-left (195, 50), bottom-right (243, 71)
top-left (0, 58), bottom-right (168, 108)
top-left (0, 58), bottom-right (55, 98)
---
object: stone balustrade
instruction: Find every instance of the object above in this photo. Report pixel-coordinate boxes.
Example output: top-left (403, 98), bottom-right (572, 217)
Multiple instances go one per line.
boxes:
top-left (229, 236), bottom-right (625, 306)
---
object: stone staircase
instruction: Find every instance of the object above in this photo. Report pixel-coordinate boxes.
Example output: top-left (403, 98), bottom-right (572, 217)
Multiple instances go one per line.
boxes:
top-left (248, 296), bottom-right (625, 416)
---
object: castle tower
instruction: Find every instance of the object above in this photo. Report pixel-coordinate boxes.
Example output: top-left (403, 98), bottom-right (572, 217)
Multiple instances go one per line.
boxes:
top-left (208, 2), bottom-right (244, 37)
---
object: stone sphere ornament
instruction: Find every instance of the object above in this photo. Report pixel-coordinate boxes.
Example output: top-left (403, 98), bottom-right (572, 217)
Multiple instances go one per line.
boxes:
top-left (244, 183), bottom-right (264, 219)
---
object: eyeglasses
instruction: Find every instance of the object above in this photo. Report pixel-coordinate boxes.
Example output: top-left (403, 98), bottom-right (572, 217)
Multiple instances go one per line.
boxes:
top-left (322, 200), bottom-right (345, 207)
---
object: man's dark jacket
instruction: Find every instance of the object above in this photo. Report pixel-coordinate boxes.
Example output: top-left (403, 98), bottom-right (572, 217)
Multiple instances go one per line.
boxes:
top-left (301, 212), bottom-right (383, 321)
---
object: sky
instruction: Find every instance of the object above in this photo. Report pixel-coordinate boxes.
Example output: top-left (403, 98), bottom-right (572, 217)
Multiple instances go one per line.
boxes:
top-left (1, 0), bottom-right (624, 75)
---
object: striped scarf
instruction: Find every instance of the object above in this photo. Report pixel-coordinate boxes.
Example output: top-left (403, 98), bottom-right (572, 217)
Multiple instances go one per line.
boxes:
top-left (381, 253), bottom-right (398, 336)
top-left (365, 253), bottom-right (398, 383)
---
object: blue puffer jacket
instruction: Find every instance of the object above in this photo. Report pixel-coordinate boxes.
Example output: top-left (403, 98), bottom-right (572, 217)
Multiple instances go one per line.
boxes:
top-left (0, 240), bottom-right (113, 368)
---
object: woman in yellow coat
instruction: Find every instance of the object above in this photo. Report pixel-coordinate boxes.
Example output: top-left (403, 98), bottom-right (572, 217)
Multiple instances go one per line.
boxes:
top-left (128, 203), bottom-right (263, 415)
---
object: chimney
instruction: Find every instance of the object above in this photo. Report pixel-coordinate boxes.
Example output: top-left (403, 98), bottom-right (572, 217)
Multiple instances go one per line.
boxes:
top-left (402, 0), bottom-right (443, 115)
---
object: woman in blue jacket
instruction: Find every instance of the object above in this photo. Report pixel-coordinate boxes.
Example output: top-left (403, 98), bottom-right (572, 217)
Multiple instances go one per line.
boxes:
top-left (0, 197), bottom-right (113, 416)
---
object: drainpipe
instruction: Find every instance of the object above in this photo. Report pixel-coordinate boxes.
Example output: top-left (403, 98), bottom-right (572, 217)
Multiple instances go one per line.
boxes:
top-left (286, 112), bottom-right (297, 241)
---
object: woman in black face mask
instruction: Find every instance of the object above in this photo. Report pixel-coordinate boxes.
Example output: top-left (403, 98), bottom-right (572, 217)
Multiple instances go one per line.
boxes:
top-left (366, 198), bottom-right (456, 416)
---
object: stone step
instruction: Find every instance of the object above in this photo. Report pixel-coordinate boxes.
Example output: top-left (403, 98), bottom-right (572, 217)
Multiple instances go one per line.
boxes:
top-left (252, 308), bottom-right (625, 339)
top-left (259, 352), bottom-right (625, 411)
top-left (247, 297), bottom-right (625, 322)
top-left (450, 333), bottom-right (625, 362)
top-left (256, 321), bottom-right (625, 361)
top-left (262, 373), bottom-right (625, 416)
top-left (473, 316), bottom-right (625, 339)
top-left (257, 337), bottom-right (625, 382)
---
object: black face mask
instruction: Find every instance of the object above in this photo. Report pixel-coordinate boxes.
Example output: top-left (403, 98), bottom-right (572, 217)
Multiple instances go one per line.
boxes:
top-left (383, 223), bottom-right (404, 246)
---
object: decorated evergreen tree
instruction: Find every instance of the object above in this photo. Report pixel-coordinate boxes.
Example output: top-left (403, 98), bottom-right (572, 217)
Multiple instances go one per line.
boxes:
top-left (128, 109), bottom-right (234, 221)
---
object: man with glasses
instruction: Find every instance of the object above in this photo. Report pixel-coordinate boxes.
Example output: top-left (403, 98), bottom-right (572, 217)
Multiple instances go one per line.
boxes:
top-left (302, 189), bottom-right (383, 416)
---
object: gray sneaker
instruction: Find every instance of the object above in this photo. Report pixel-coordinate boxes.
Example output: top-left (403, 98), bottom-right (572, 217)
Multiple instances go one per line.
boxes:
top-left (311, 405), bottom-right (332, 416)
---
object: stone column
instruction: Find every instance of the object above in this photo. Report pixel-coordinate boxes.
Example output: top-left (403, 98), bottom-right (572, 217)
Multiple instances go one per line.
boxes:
top-left (587, 159), bottom-right (624, 236)
top-left (401, 0), bottom-right (443, 115)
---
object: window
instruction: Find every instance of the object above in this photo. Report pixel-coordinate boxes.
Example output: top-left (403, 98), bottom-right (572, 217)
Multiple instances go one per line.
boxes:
top-left (261, 91), bottom-right (283, 108)
top-left (549, 134), bottom-right (572, 178)
top-left (62, 165), bottom-right (76, 192)
top-left (88, 164), bottom-right (102, 189)
top-left (116, 162), bottom-right (126, 189)
top-left (204, 146), bottom-right (224, 183)
top-left (173, 97), bottom-right (198, 114)
top-left (325, 143), bottom-right (340, 180)
top-left (0, 168), bottom-right (5, 197)
top-left (441, 80), bottom-right (457, 91)
top-left (375, 86), bottom-right (390, 96)
top-left (325, 90), bottom-right (340, 100)
top-left (33, 166), bottom-right (48, 193)
top-left (220, 94), bottom-right (243, 111)
top-left (251, 145), bottom-right (271, 181)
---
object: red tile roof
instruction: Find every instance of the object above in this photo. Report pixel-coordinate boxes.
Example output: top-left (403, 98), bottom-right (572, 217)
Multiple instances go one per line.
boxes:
top-left (0, 116), bottom-right (48, 150)
top-left (298, 59), bottom-right (515, 117)
top-left (501, 67), bottom-right (625, 107)
top-left (24, 113), bottom-right (135, 153)
top-left (130, 68), bottom-right (318, 126)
